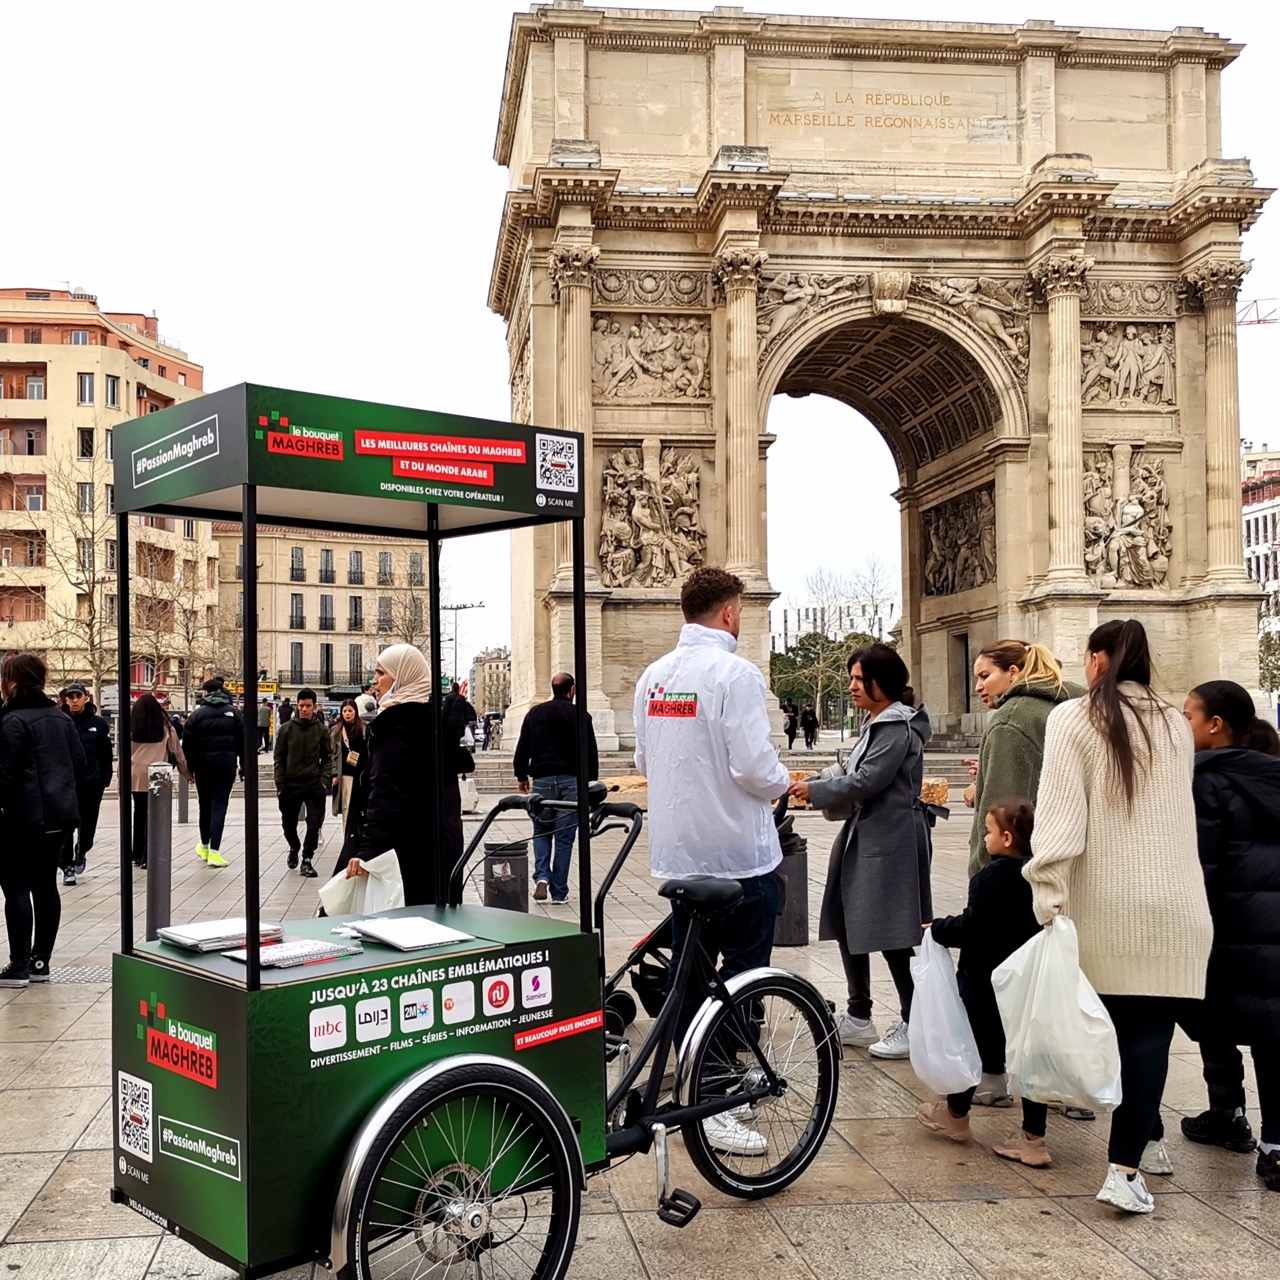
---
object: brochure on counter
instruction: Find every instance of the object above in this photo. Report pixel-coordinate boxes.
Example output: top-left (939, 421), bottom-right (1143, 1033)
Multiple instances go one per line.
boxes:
top-left (157, 919), bottom-right (284, 952)
top-left (348, 917), bottom-right (476, 951)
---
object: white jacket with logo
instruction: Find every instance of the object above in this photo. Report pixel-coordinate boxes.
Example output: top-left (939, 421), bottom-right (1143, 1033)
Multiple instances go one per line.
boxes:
top-left (633, 624), bottom-right (790, 880)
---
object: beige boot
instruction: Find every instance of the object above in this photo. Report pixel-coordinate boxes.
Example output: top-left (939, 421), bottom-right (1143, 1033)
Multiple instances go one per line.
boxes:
top-left (994, 1130), bottom-right (1053, 1168)
top-left (916, 1101), bottom-right (972, 1143)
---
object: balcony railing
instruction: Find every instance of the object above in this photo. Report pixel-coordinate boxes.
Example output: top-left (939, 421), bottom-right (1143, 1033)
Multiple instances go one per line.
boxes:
top-left (377, 572), bottom-right (394, 586)
top-left (348, 571), bottom-right (364, 585)
top-left (319, 569), bottom-right (336, 584)
top-left (289, 614), bottom-right (306, 630)
top-left (289, 567), bottom-right (306, 582)
top-left (319, 617), bottom-right (336, 631)
top-left (348, 617), bottom-right (365, 632)
top-left (276, 669), bottom-right (359, 687)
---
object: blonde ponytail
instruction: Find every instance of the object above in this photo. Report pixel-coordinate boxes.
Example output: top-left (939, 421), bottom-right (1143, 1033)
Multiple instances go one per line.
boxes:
top-left (976, 638), bottom-right (1065, 694)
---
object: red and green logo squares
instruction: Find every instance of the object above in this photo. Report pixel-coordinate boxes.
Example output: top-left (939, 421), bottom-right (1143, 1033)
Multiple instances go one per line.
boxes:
top-left (255, 409), bottom-right (290, 441)
top-left (137, 992), bottom-right (166, 1041)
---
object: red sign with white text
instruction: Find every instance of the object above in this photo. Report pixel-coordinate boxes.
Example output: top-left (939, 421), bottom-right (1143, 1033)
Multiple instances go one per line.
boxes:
top-left (266, 431), bottom-right (344, 461)
top-left (514, 1010), bottom-right (604, 1051)
top-left (392, 458), bottom-right (495, 485)
top-left (355, 432), bottom-right (526, 463)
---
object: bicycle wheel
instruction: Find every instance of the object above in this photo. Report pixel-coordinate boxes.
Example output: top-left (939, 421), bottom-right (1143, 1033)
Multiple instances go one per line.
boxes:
top-left (346, 1061), bottom-right (582, 1280)
top-left (681, 972), bottom-right (839, 1198)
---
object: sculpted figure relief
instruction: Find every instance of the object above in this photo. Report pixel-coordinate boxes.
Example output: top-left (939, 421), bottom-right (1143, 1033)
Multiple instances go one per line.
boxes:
top-left (599, 444), bottom-right (707, 588)
top-left (1083, 448), bottom-right (1172, 589)
top-left (590, 313), bottom-right (710, 400)
top-left (921, 485), bottom-right (997, 597)
top-left (756, 271), bottom-right (867, 353)
top-left (915, 276), bottom-right (1028, 376)
top-left (1080, 322), bottom-right (1176, 405)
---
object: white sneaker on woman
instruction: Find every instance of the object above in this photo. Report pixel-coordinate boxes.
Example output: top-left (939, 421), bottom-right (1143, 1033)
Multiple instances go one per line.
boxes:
top-left (1140, 1140), bottom-right (1174, 1176)
top-left (701, 1110), bottom-right (767, 1156)
top-left (836, 1013), bottom-right (880, 1047)
top-left (1096, 1165), bottom-right (1155, 1214)
top-left (868, 1020), bottom-right (910, 1060)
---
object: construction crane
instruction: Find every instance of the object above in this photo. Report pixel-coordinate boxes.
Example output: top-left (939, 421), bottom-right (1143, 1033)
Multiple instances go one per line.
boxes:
top-left (1238, 299), bottom-right (1277, 325)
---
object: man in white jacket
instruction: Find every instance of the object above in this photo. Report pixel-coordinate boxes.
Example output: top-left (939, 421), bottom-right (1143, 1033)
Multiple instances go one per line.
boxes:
top-left (634, 567), bottom-right (791, 1155)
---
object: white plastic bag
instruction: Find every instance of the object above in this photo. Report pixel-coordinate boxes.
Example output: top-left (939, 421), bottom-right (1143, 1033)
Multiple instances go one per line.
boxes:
top-left (458, 776), bottom-right (480, 815)
top-left (318, 852), bottom-right (405, 916)
top-left (992, 916), bottom-right (1122, 1113)
top-left (908, 932), bottom-right (982, 1095)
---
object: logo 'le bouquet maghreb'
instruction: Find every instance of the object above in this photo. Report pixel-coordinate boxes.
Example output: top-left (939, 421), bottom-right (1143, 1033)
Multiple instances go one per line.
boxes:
top-left (138, 993), bottom-right (218, 1089)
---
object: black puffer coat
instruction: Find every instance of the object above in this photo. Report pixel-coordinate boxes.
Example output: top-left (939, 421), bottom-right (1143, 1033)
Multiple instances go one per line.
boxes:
top-left (182, 690), bottom-right (246, 774)
top-left (66, 704), bottom-right (113, 789)
top-left (0, 693), bottom-right (86, 829)
top-left (1193, 747), bottom-right (1280, 1045)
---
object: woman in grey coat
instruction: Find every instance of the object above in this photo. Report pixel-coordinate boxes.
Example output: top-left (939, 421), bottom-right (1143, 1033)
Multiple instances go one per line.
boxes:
top-left (790, 643), bottom-right (932, 1060)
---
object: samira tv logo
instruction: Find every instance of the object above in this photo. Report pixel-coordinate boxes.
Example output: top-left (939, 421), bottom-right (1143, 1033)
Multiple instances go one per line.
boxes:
top-left (138, 994), bottom-right (218, 1089)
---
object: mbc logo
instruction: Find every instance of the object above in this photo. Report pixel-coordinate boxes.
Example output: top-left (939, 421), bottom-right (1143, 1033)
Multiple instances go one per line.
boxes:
top-left (309, 1006), bottom-right (347, 1052)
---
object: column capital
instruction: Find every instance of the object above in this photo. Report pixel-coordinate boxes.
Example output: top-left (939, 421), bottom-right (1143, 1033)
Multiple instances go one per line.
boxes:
top-left (713, 247), bottom-right (768, 295)
top-left (1028, 253), bottom-right (1095, 301)
top-left (547, 243), bottom-right (599, 301)
top-left (1181, 258), bottom-right (1252, 306)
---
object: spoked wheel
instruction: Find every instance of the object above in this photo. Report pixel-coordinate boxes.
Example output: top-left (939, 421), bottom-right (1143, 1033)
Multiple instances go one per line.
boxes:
top-left (681, 972), bottom-right (839, 1198)
top-left (347, 1062), bottom-right (582, 1280)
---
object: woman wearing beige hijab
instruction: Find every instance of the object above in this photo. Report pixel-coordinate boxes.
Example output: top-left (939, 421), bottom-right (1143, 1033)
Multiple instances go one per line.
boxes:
top-left (335, 643), bottom-right (463, 905)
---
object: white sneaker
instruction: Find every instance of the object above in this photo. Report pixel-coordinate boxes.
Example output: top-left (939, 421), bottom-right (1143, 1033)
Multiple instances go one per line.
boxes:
top-left (973, 1072), bottom-right (1014, 1107)
top-left (869, 1019), bottom-right (910, 1060)
top-left (701, 1110), bottom-right (767, 1156)
top-left (1140, 1139), bottom-right (1174, 1177)
top-left (836, 1013), bottom-right (880, 1047)
top-left (1096, 1165), bottom-right (1155, 1214)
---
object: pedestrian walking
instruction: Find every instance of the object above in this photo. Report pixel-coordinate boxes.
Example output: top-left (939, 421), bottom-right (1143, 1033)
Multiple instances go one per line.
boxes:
top-left (272, 687), bottom-right (333, 878)
top-left (130, 693), bottom-right (189, 870)
top-left (634, 567), bottom-right (790, 1157)
top-left (330, 699), bottom-right (364, 835)
top-left (917, 799), bottom-right (1053, 1164)
top-left (0, 654), bottom-right (86, 986)
top-left (1026, 619), bottom-right (1212, 1215)
top-left (781, 696), bottom-right (799, 750)
top-left (443, 681), bottom-right (477, 747)
top-left (337, 644), bottom-right (464, 905)
top-left (799, 702), bottom-right (819, 749)
top-left (58, 682), bottom-right (113, 886)
top-left (790, 643), bottom-right (933, 1061)
top-left (514, 673), bottom-right (599, 904)
top-left (182, 679), bottom-right (245, 869)
top-left (278, 696), bottom-right (294, 726)
top-left (1181, 679), bottom-right (1280, 1191)
top-left (257, 698), bottom-right (272, 753)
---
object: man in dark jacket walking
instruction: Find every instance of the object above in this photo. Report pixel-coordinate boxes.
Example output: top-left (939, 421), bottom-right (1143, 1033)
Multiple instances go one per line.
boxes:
top-left (58, 682), bottom-right (113, 885)
top-left (514, 673), bottom-right (599, 903)
top-left (800, 703), bottom-right (819, 749)
top-left (256, 699), bottom-right (273, 753)
top-left (273, 688), bottom-right (334, 877)
top-left (182, 680), bottom-right (246, 867)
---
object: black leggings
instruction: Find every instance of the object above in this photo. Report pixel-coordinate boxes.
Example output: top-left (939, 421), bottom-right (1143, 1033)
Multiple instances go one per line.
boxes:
top-left (0, 829), bottom-right (68, 965)
top-left (839, 942), bottom-right (915, 1023)
top-left (195, 763), bottom-right (237, 851)
top-left (948, 1088), bottom-right (1049, 1138)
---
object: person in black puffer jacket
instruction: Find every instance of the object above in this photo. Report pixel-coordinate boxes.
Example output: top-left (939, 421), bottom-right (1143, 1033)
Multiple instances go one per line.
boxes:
top-left (0, 653), bottom-right (86, 986)
top-left (58, 682), bottom-right (113, 885)
top-left (181, 680), bottom-right (246, 867)
top-left (1182, 680), bottom-right (1280, 1192)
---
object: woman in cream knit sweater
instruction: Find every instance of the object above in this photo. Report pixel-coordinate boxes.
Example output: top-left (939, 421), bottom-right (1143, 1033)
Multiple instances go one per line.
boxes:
top-left (1026, 619), bottom-right (1212, 1216)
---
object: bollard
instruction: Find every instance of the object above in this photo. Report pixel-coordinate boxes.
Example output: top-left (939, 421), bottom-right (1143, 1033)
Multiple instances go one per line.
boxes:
top-left (773, 849), bottom-right (810, 947)
top-left (177, 772), bottom-right (190, 825)
top-left (483, 840), bottom-right (530, 912)
top-left (145, 763), bottom-right (175, 942)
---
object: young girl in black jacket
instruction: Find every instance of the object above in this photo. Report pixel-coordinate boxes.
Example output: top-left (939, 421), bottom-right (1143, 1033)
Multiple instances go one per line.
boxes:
top-left (915, 800), bottom-right (1051, 1167)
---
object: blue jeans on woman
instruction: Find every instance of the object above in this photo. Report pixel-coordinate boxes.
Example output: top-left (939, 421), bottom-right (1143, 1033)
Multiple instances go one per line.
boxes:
top-left (532, 775), bottom-right (578, 902)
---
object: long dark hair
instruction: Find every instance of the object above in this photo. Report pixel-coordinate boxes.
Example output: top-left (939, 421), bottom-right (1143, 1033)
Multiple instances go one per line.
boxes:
top-left (1085, 619), bottom-right (1164, 804)
top-left (337, 698), bottom-right (364, 743)
top-left (1191, 680), bottom-right (1280, 756)
top-left (131, 693), bottom-right (169, 744)
top-left (848, 643), bottom-right (910, 703)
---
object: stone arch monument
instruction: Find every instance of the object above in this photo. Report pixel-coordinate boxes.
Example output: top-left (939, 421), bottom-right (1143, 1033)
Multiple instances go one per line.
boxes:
top-left (489, 3), bottom-right (1269, 747)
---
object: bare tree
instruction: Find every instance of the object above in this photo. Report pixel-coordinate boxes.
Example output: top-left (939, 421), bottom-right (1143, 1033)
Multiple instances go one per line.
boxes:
top-left (848, 554), bottom-right (900, 641)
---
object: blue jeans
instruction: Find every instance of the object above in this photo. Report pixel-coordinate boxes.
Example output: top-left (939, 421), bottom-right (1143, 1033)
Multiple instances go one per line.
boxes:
top-left (532, 775), bottom-right (578, 901)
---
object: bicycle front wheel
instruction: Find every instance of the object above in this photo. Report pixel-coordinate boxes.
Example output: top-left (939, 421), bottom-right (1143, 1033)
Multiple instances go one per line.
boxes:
top-left (681, 971), bottom-right (839, 1198)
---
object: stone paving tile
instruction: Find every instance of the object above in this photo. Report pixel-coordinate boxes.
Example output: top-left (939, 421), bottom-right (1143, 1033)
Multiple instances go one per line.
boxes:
top-left (145, 1236), bottom-right (315, 1279)
top-left (0, 1087), bottom-right (104, 1155)
top-left (0, 1239), bottom-right (160, 1280)
top-left (564, 1213), bottom-right (648, 1279)
top-left (0, 1151), bottom-right (62, 1236)
top-left (73, 1099), bottom-right (114, 1152)
top-left (0, 1040), bottom-right (48, 1089)
top-left (836, 1061), bottom-right (930, 1119)
top-left (1193, 1189), bottom-right (1280, 1245)
top-left (771, 1202), bottom-right (981, 1279)
top-left (8, 1150), bottom-right (162, 1242)
top-left (624, 1205), bottom-right (814, 1280)
top-left (28, 1039), bottom-right (113, 1089)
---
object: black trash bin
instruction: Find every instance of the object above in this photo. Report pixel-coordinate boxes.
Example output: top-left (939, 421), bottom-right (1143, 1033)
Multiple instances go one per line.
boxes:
top-left (483, 841), bottom-right (530, 912)
top-left (773, 849), bottom-right (809, 947)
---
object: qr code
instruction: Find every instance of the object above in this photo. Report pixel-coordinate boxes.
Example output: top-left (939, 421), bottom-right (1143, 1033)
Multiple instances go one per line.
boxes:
top-left (117, 1071), bottom-right (153, 1163)
top-left (536, 434), bottom-right (579, 493)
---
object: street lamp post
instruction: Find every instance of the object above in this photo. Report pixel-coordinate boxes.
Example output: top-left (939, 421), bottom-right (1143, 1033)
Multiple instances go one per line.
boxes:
top-left (439, 601), bottom-right (483, 687)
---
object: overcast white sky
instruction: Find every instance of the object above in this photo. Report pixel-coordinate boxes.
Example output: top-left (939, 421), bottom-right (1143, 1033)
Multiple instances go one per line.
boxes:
top-left (8, 1), bottom-right (1277, 674)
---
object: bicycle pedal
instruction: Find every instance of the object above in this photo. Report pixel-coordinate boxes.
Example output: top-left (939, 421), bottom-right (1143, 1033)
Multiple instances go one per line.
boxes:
top-left (657, 1188), bottom-right (702, 1229)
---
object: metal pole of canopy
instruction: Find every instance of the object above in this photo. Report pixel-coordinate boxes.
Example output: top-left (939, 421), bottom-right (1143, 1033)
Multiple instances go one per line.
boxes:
top-left (427, 505), bottom-right (447, 906)
top-left (117, 512), bottom-right (133, 953)
top-left (242, 484), bottom-right (261, 992)
top-left (571, 517), bottom-right (592, 937)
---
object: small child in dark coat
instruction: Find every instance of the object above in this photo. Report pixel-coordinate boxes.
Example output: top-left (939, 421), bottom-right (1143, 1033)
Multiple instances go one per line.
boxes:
top-left (915, 799), bottom-right (1052, 1167)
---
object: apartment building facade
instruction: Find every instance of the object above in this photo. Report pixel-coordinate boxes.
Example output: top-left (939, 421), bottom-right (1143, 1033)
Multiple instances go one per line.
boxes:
top-left (468, 646), bottom-right (511, 716)
top-left (0, 288), bottom-right (218, 704)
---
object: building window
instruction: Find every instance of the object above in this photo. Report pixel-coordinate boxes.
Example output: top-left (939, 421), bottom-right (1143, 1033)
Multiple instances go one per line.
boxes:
top-left (348, 644), bottom-right (364, 684)
top-left (290, 643), bottom-right (303, 683)
top-left (105, 484), bottom-right (115, 515)
top-left (349, 596), bottom-right (364, 631)
top-left (183, 519), bottom-right (195, 540)
top-left (138, 357), bottom-right (150, 370)
top-left (77, 539), bottom-right (94, 572)
top-left (0, 328), bottom-right (8, 343)
top-left (408, 552), bottom-right (425, 587)
top-left (105, 539), bottom-right (117, 571)
top-left (70, 329), bottom-right (89, 346)
top-left (22, 485), bottom-right (44, 512)
top-left (26, 375), bottom-right (45, 399)
top-left (105, 594), bottom-right (118, 623)
top-left (409, 598), bottom-right (424, 630)
top-left (378, 552), bottom-right (394, 586)
top-left (236, 591), bottom-right (244, 628)
top-left (319, 594), bottom-right (335, 630)
top-left (320, 548), bottom-right (335, 583)
top-left (319, 643), bottom-right (334, 684)
top-left (24, 328), bottom-right (41, 344)
top-left (77, 427), bottom-right (94, 459)
top-left (290, 546), bottom-right (305, 582)
top-left (349, 550), bottom-right (363, 584)
top-left (290, 593), bottom-right (304, 629)
top-left (377, 597), bottom-right (392, 632)
top-left (158, 365), bottom-right (167, 379)
top-left (236, 543), bottom-right (244, 580)
top-left (178, 371), bottom-right (187, 387)
top-left (105, 428), bottom-right (114, 459)
top-left (77, 372), bottom-right (94, 405)
top-left (77, 482), bottom-right (94, 515)
top-left (106, 375), bottom-right (120, 408)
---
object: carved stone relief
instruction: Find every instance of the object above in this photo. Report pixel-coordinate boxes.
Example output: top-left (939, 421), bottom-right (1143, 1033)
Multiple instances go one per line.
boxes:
top-left (911, 276), bottom-right (1028, 379)
top-left (1083, 279), bottom-right (1176, 318)
top-left (510, 334), bottom-right (531, 425)
top-left (921, 484), bottom-right (997, 597)
top-left (594, 268), bottom-right (709, 309)
top-left (1083, 445), bottom-right (1171, 589)
top-left (590, 313), bottom-right (710, 400)
top-left (1080, 323), bottom-right (1176, 406)
top-left (599, 438), bottom-right (706, 588)
top-left (757, 272), bottom-right (868, 356)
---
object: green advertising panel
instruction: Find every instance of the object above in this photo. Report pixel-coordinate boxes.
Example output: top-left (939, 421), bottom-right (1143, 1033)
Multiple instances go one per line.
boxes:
top-left (112, 913), bottom-right (606, 1274)
top-left (112, 384), bottom-right (584, 527)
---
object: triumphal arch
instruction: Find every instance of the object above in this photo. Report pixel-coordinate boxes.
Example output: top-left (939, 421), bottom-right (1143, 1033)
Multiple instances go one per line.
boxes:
top-left (489, 3), bottom-right (1269, 747)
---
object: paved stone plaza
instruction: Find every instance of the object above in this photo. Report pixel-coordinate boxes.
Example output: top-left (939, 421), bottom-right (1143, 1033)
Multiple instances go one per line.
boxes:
top-left (0, 779), bottom-right (1269, 1280)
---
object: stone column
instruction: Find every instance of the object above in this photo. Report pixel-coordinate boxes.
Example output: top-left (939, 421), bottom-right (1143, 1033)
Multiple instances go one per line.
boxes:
top-left (1031, 254), bottom-right (1094, 579)
top-left (1185, 259), bottom-right (1251, 579)
top-left (714, 247), bottom-right (767, 577)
